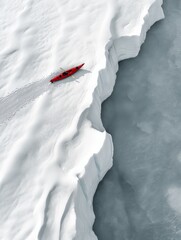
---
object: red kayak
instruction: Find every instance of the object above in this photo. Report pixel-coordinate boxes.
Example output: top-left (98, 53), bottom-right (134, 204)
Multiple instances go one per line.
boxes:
top-left (50, 63), bottom-right (85, 83)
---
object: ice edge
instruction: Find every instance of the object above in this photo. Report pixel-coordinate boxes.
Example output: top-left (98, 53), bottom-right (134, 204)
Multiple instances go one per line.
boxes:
top-left (73, 0), bottom-right (164, 239)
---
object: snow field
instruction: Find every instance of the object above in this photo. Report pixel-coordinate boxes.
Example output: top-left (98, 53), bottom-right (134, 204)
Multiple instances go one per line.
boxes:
top-left (0, 0), bottom-right (163, 239)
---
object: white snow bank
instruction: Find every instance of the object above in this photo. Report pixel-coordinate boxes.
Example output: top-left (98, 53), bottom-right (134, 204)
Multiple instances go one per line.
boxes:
top-left (0, 0), bottom-right (163, 239)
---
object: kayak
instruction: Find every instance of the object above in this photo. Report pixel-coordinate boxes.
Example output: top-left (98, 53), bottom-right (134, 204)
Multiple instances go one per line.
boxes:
top-left (50, 63), bottom-right (85, 83)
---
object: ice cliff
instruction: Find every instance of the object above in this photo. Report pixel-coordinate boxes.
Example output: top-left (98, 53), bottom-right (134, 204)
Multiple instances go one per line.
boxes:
top-left (0, 0), bottom-right (163, 239)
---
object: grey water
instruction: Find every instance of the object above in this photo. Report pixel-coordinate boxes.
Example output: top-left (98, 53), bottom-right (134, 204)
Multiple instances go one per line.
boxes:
top-left (93, 1), bottom-right (181, 239)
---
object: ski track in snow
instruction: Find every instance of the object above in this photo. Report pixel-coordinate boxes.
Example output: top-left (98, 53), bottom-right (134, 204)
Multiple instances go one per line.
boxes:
top-left (0, 0), bottom-right (164, 239)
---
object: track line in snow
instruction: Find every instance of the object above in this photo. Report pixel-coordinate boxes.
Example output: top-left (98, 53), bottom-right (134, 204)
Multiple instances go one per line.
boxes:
top-left (0, 78), bottom-right (49, 124)
top-left (0, 69), bottom-right (89, 125)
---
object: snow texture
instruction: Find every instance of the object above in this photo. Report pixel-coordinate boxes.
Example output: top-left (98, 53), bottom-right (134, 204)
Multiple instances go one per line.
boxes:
top-left (0, 0), bottom-right (163, 239)
top-left (94, 0), bottom-right (181, 239)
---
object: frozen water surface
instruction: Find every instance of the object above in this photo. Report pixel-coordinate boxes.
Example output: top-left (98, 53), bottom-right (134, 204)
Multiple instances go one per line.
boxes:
top-left (94, 0), bottom-right (181, 239)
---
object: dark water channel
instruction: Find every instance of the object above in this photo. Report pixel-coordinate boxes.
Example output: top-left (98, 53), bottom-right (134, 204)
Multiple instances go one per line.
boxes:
top-left (93, 1), bottom-right (181, 239)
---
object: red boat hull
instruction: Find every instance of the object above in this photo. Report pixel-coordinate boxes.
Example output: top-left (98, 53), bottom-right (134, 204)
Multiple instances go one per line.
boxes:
top-left (50, 63), bottom-right (85, 83)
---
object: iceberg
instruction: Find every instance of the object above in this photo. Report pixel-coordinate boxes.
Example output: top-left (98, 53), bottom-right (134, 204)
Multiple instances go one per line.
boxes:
top-left (0, 0), bottom-right (163, 239)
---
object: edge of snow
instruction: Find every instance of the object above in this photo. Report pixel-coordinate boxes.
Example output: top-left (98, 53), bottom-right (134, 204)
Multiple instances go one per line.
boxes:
top-left (74, 1), bottom-right (164, 239)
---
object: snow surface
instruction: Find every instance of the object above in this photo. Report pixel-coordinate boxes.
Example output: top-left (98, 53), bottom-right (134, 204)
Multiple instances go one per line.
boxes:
top-left (94, 0), bottom-right (181, 239)
top-left (0, 0), bottom-right (163, 239)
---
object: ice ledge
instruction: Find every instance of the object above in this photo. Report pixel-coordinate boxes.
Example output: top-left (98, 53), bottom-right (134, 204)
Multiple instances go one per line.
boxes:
top-left (74, 1), bottom-right (164, 239)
